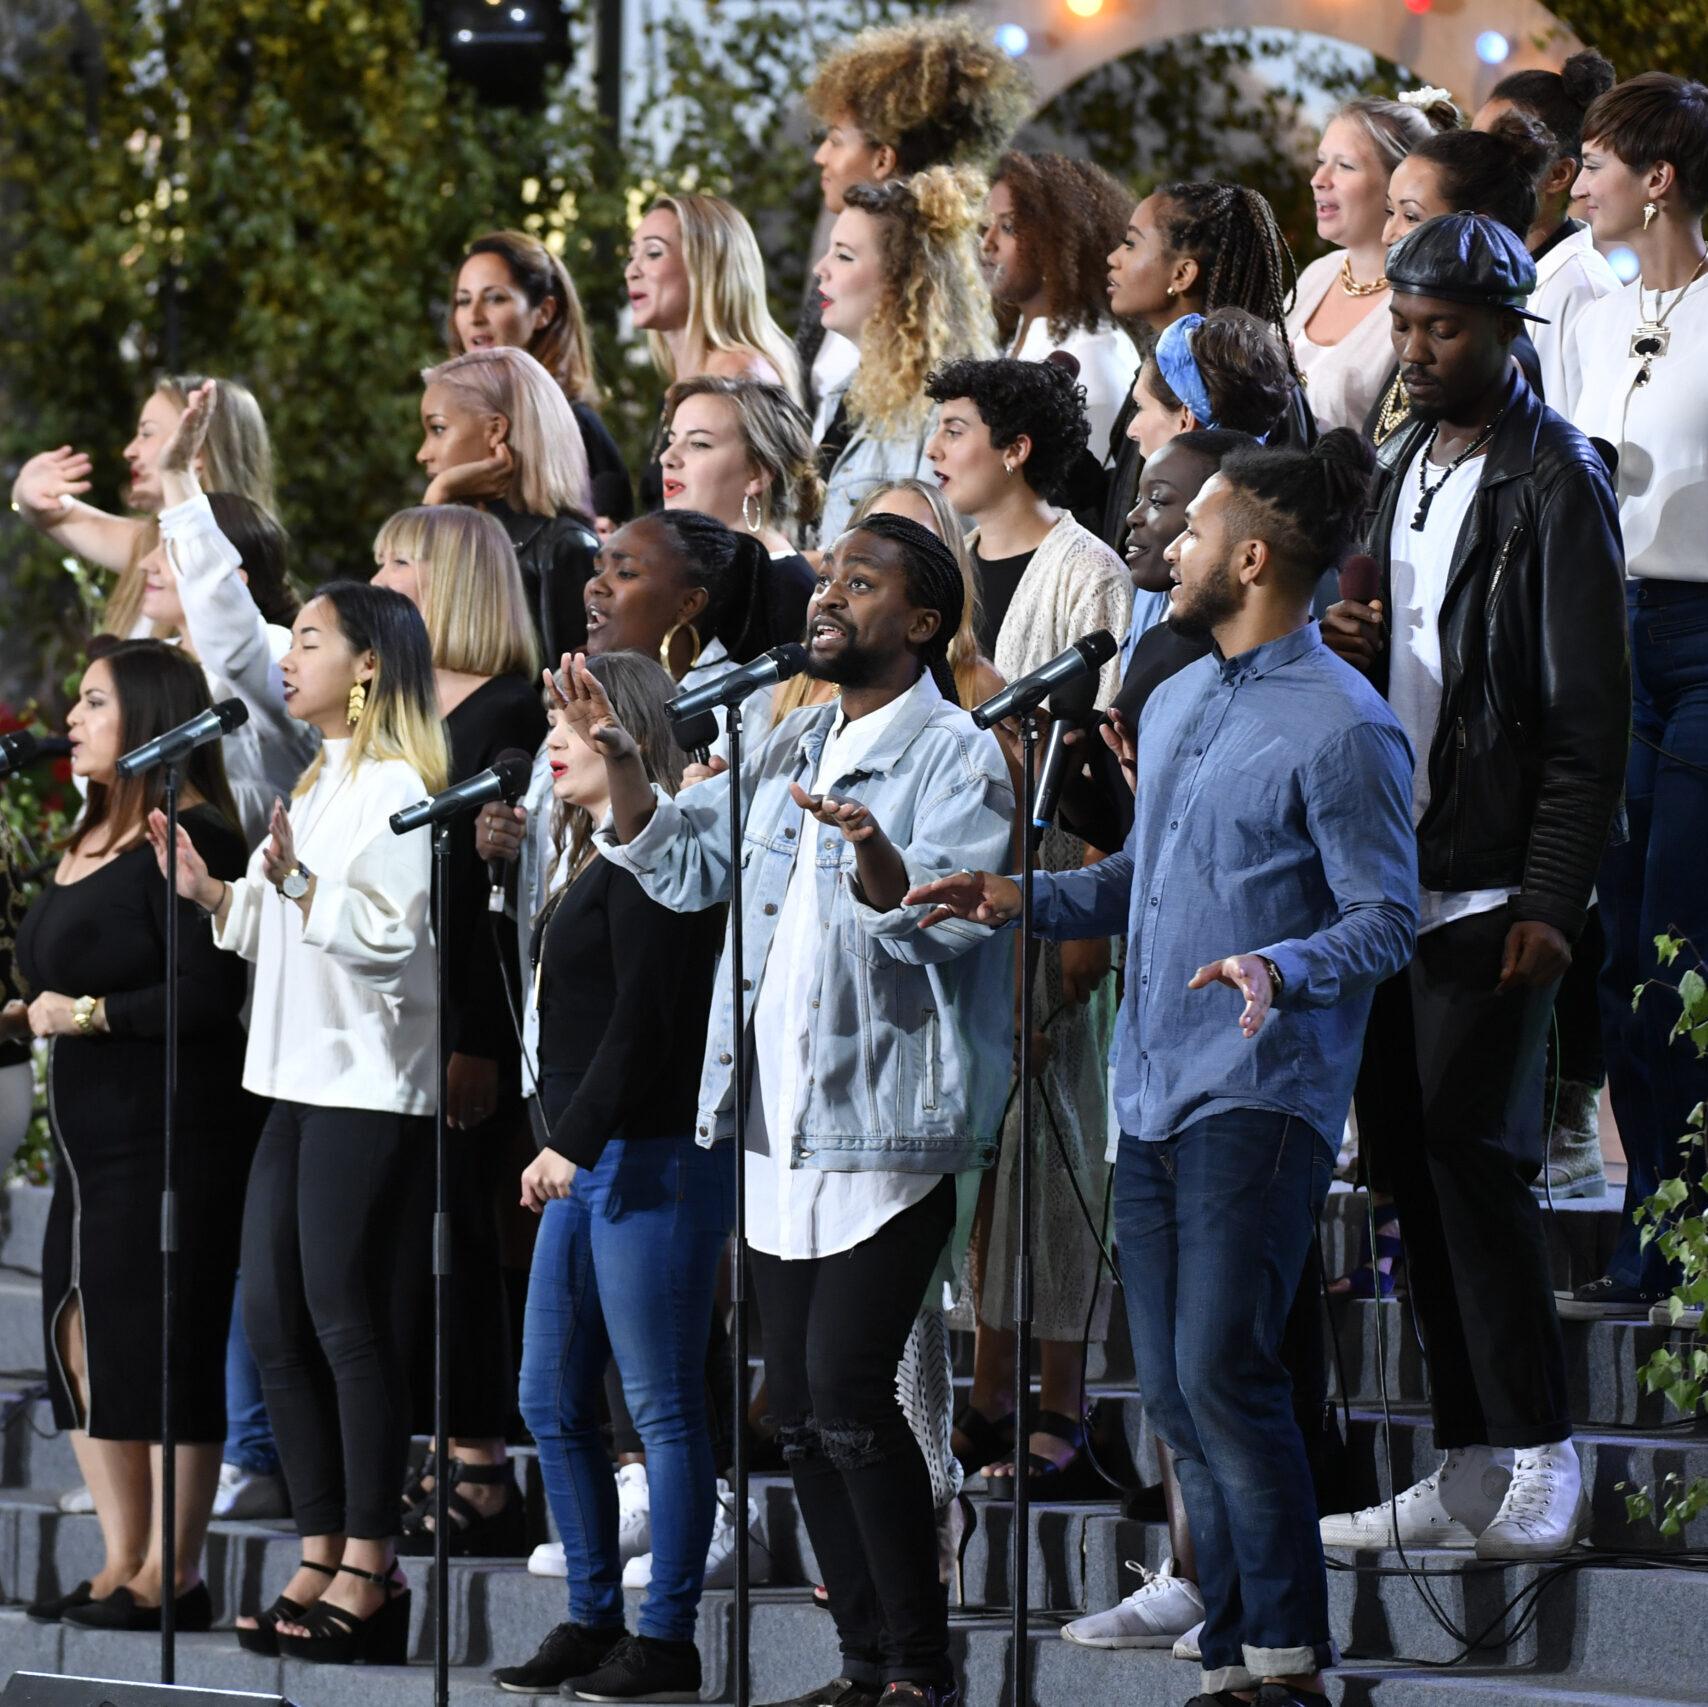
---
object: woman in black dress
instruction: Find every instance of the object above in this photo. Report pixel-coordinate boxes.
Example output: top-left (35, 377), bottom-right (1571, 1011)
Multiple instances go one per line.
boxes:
top-left (372, 501), bottom-right (546, 1553)
top-left (5, 640), bottom-right (257, 1631)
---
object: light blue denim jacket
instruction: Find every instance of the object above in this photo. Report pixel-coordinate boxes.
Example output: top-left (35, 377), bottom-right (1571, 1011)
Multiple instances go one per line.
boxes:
top-left (596, 674), bottom-right (1015, 1172)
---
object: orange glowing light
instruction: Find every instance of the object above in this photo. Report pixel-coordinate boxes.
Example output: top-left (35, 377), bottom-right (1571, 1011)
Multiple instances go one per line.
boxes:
top-left (1065, 0), bottom-right (1105, 17)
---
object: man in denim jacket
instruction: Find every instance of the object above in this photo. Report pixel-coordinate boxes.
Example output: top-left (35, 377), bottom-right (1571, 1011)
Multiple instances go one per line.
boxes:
top-left (567, 513), bottom-right (1011, 1707)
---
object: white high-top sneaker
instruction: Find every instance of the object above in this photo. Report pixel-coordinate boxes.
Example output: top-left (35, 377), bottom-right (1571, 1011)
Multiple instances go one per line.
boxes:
top-left (1475, 1440), bottom-right (1587, 1560)
top-left (526, 1540), bottom-right (566, 1578)
top-left (1060, 1558), bottom-right (1205, 1649)
top-left (1318, 1447), bottom-right (1512, 1549)
top-left (623, 1478), bottom-right (766, 1589)
top-left (617, 1460), bottom-right (651, 1564)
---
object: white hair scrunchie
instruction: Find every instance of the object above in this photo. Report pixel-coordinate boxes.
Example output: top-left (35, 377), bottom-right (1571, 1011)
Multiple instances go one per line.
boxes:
top-left (1398, 85), bottom-right (1455, 110)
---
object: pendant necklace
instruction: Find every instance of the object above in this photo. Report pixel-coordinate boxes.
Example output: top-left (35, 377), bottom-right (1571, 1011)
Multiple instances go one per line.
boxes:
top-left (1628, 254), bottom-right (1706, 383)
top-left (1411, 409), bottom-right (1505, 532)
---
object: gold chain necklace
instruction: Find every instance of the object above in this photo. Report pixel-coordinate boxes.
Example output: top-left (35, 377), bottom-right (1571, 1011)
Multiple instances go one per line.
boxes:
top-left (1373, 372), bottom-right (1411, 445)
top-left (1339, 254), bottom-right (1387, 298)
top-left (1628, 255), bottom-right (1707, 373)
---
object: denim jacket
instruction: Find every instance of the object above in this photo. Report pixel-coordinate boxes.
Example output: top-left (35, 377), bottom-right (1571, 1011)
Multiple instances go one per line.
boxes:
top-left (596, 674), bottom-right (1015, 1172)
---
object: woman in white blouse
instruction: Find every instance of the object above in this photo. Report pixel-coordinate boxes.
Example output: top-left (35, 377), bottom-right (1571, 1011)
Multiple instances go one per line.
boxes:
top-left (151, 580), bottom-right (449, 1665)
top-left (1288, 91), bottom-right (1458, 433)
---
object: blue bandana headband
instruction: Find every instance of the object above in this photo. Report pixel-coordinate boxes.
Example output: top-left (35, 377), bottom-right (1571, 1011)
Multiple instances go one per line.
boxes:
top-left (1154, 313), bottom-right (1218, 429)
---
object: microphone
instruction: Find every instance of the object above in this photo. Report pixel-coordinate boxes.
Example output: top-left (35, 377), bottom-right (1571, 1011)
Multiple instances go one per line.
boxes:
top-left (672, 709), bottom-right (720, 767)
top-left (115, 698), bottom-right (248, 779)
top-left (667, 643), bottom-right (809, 726)
top-left (391, 748), bottom-right (534, 836)
top-left (1031, 670), bottom-right (1099, 832)
top-left (0, 730), bottom-right (71, 778)
top-left (971, 630), bottom-right (1118, 730)
top-left (1338, 553), bottom-right (1380, 606)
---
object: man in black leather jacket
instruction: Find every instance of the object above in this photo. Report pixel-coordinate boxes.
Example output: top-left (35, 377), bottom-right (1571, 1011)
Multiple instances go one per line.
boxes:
top-left (1318, 215), bottom-right (1629, 1562)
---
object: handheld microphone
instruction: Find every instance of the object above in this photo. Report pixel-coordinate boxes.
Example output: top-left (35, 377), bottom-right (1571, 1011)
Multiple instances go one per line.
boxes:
top-left (1338, 553), bottom-right (1380, 606)
top-left (391, 748), bottom-right (534, 836)
top-left (667, 643), bottom-right (809, 726)
top-left (115, 698), bottom-right (248, 779)
top-left (1031, 670), bottom-right (1099, 832)
top-left (0, 730), bottom-right (71, 778)
top-left (971, 631), bottom-right (1118, 730)
top-left (672, 709), bottom-right (720, 768)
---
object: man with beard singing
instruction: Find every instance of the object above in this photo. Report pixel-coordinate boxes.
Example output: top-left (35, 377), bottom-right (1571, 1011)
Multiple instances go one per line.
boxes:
top-left (908, 430), bottom-right (1418, 1707)
top-left (558, 512), bottom-right (1012, 1707)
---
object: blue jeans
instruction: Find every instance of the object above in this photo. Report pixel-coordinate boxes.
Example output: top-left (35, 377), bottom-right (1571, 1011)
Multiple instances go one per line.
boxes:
top-left (518, 1107), bottom-right (733, 1642)
top-left (223, 1273), bottom-right (281, 1477)
top-left (1599, 580), bottom-right (1708, 1294)
top-left (1115, 1109), bottom-right (1335, 1692)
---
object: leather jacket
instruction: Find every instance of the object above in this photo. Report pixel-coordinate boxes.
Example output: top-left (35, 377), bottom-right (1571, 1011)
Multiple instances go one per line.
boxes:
top-left (487, 499), bottom-right (600, 661)
top-left (1363, 374), bottom-right (1629, 941)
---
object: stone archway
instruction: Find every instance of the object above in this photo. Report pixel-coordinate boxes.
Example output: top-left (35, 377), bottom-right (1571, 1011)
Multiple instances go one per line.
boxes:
top-left (966, 0), bottom-right (1581, 112)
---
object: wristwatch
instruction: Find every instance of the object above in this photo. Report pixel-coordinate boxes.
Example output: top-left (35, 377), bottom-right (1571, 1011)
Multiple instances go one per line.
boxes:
top-left (281, 864), bottom-right (313, 901)
top-left (72, 994), bottom-right (99, 1036)
top-left (1258, 955), bottom-right (1285, 999)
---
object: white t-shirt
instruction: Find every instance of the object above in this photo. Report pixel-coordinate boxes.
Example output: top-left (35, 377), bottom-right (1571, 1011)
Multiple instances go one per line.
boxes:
top-left (1286, 251), bottom-right (1397, 434)
top-left (1011, 316), bottom-right (1141, 464)
top-left (1530, 222), bottom-right (1619, 411)
top-left (744, 673), bottom-right (941, 1260)
top-left (1568, 273), bottom-right (1708, 582)
top-left (1386, 444), bottom-right (1516, 936)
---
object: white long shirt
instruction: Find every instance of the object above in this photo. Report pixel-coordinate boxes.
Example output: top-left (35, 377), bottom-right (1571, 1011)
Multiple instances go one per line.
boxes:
top-left (215, 740), bottom-right (438, 1114)
top-left (1011, 316), bottom-right (1141, 463)
top-left (1529, 222), bottom-right (1619, 411)
top-left (744, 672), bottom-right (941, 1260)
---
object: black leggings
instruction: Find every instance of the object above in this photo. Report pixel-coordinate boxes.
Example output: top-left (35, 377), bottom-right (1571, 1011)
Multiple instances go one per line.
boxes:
top-left (749, 1177), bottom-right (955, 1691)
top-left (242, 1099), bottom-right (430, 1538)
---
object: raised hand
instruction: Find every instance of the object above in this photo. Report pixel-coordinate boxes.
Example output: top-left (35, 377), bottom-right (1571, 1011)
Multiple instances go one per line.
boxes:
top-left (903, 869), bottom-right (1022, 930)
top-left (157, 380), bottom-right (217, 476)
top-left (146, 807), bottom-right (220, 909)
top-left (788, 782), bottom-right (884, 844)
top-left (1187, 953), bottom-right (1277, 1038)
top-left (260, 797), bottom-right (299, 893)
top-left (11, 446), bottom-right (93, 522)
top-left (556, 654), bottom-right (641, 764)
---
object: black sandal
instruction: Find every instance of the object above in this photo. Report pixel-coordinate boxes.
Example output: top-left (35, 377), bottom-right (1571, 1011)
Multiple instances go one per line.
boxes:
top-left (235, 1556), bottom-right (338, 1656)
top-left (396, 1455), bottom-right (526, 1557)
top-left (983, 1408), bottom-right (1104, 1502)
top-left (273, 1561), bottom-right (410, 1666)
top-left (951, 1403), bottom-right (1016, 1476)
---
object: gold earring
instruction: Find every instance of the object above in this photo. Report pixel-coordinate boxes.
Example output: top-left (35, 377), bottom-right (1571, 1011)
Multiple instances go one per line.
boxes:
top-left (346, 680), bottom-right (367, 727)
top-left (1643, 201), bottom-right (1659, 230)
top-left (1166, 285), bottom-right (1178, 298)
top-left (659, 621), bottom-right (703, 676)
top-left (742, 492), bottom-right (764, 534)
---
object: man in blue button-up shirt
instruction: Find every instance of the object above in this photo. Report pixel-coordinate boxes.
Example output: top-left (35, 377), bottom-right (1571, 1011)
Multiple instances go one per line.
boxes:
top-left (911, 433), bottom-right (1418, 1706)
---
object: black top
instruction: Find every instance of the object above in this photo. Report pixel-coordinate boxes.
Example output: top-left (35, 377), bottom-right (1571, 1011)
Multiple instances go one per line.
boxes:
top-left (762, 550), bottom-right (817, 654)
top-left (571, 402), bottom-right (633, 525)
top-left (531, 856), bottom-right (722, 1167)
top-left (972, 546), bottom-right (1036, 658)
top-left (485, 498), bottom-right (600, 661)
top-left (15, 805), bottom-right (249, 1132)
top-left (444, 675), bottom-right (548, 1066)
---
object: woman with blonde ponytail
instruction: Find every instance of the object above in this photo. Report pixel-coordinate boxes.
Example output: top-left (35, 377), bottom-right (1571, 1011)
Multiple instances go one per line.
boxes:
top-left (813, 165), bottom-right (998, 541)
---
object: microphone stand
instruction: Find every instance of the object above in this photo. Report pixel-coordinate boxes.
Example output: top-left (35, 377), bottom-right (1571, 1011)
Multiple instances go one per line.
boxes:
top-left (1012, 710), bottom-right (1041, 1707)
top-left (159, 757), bottom-right (185, 1684)
top-left (725, 700), bottom-right (751, 1707)
top-left (432, 820), bottom-right (453, 1707)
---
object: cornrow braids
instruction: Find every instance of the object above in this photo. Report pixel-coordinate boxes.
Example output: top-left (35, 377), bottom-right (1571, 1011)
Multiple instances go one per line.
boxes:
top-left (1154, 182), bottom-right (1301, 381)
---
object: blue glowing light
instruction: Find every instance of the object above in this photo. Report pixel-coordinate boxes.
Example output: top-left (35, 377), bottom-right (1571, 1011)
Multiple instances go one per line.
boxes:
top-left (1607, 245), bottom-right (1640, 283)
top-left (1475, 31), bottom-right (1511, 66)
top-left (994, 23), bottom-right (1030, 57)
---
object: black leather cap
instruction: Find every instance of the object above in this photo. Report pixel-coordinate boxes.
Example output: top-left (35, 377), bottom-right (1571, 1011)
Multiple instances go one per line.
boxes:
top-left (1385, 212), bottom-right (1549, 323)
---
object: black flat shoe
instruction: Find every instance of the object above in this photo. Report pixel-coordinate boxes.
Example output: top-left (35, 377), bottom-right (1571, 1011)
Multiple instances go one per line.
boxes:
top-left (493, 1622), bottom-right (628, 1694)
top-left (397, 1456), bottom-right (527, 1557)
top-left (564, 1633), bottom-right (701, 1701)
top-left (274, 1562), bottom-right (410, 1665)
top-left (62, 1581), bottom-right (213, 1632)
top-left (26, 1580), bottom-right (92, 1622)
top-left (1253, 1686), bottom-right (1331, 1706)
top-left (235, 1556), bottom-right (338, 1656)
top-left (755, 1682), bottom-right (881, 1707)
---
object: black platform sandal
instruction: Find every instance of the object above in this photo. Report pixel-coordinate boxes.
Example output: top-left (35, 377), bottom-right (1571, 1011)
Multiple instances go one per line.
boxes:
top-left (396, 1455), bottom-right (526, 1557)
top-left (235, 1556), bottom-right (338, 1656)
top-left (273, 1561), bottom-right (410, 1666)
top-left (983, 1408), bottom-right (1105, 1503)
top-left (951, 1403), bottom-right (1015, 1477)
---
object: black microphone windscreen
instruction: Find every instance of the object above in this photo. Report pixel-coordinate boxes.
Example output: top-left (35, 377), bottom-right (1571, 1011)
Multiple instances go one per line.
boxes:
top-left (773, 641), bottom-right (810, 676)
top-left (1339, 554), bottom-right (1379, 605)
top-left (673, 710), bottom-right (719, 756)
top-left (214, 698), bottom-right (250, 733)
top-left (1076, 629), bottom-right (1118, 667)
top-left (493, 749), bottom-right (535, 802)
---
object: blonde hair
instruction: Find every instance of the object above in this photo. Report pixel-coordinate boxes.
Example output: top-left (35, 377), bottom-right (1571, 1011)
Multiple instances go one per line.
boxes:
top-left (663, 374), bottom-right (825, 535)
top-left (421, 346), bottom-right (592, 522)
top-left (841, 167), bottom-right (997, 440)
top-left (447, 230), bottom-right (602, 406)
top-left (643, 195), bottom-right (802, 403)
top-left (373, 505), bottom-right (540, 680)
top-left (771, 477), bottom-right (987, 718)
top-left (99, 520), bottom-right (160, 638)
top-left (1334, 93), bottom-right (1460, 175)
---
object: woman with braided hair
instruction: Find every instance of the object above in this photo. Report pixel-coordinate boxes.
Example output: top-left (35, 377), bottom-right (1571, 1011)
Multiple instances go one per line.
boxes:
top-left (812, 165), bottom-right (998, 544)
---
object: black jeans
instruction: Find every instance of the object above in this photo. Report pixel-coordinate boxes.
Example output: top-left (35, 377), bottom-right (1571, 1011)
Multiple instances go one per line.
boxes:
top-left (1360, 907), bottom-right (1571, 1449)
top-left (749, 1177), bottom-right (956, 1690)
top-left (242, 1099), bottom-right (430, 1538)
top-left (1551, 905), bottom-right (1606, 1087)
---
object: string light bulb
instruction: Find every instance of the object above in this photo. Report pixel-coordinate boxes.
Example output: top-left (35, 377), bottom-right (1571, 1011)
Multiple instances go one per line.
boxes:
top-left (1065, 0), bottom-right (1105, 18)
top-left (994, 23), bottom-right (1030, 56)
top-left (1476, 31), bottom-right (1511, 64)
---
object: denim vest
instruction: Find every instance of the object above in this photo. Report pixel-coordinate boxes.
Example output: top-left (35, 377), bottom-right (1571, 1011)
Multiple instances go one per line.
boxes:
top-left (597, 679), bottom-right (1015, 1172)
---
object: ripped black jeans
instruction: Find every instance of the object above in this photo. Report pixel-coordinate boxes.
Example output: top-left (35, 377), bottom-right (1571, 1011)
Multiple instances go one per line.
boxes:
top-left (749, 1177), bottom-right (957, 1689)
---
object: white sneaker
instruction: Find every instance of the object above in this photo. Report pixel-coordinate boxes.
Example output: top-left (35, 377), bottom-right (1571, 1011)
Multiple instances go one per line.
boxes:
top-left (1318, 1447), bottom-right (1511, 1550)
top-left (1475, 1440), bottom-right (1587, 1560)
top-left (528, 1541), bottom-right (567, 1578)
top-left (626, 1479), bottom-right (767, 1589)
top-left (211, 1462), bottom-right (289, 1521)
top-left (1650, 1301), bottom-right (1705, 1330)
top-left (1172, 1619), bottom-right (1203, 1662)
top-left (57, 1484), bottom-right (95, 1515)
top-left (1061, 1558), bottom-right (1205, 1648)
top-left (617, 1461), bottom-right (651, 1564)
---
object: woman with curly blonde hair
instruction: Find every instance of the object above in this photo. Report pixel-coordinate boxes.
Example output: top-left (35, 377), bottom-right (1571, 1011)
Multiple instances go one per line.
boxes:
top-left (813, 165), bottom-right (997, 543)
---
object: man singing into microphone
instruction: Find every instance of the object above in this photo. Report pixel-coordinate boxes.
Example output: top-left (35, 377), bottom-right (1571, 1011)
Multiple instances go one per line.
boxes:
top-left (911, 432), bottom-right (1418, 1707)
top-left (558, 513), bottom-right (1012, 1707)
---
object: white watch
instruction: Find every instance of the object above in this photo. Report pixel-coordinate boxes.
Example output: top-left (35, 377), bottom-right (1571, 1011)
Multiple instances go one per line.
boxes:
top-left (281, 864), bottom-right (312, 901)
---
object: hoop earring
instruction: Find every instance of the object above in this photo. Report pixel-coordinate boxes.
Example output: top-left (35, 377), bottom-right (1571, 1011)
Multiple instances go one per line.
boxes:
top-left (1643, 201), bottom-right (1659, 230)
top-left (742, 491), bottom-right (764, 534)
top-left (346, 680), bottom-right (367, 727)
top-left (659, 621), bottom-right (703, 677)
